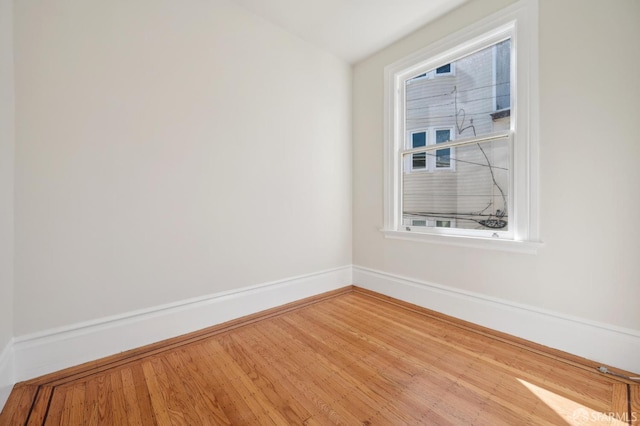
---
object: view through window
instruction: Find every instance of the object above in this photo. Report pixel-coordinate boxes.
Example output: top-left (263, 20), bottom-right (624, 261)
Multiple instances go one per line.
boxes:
top-left (402, 38), bottom-right (512, 233)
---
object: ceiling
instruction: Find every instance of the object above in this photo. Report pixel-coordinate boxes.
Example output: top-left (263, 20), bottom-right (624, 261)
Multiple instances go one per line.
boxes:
top-left (230, 0), bottom-right (469, 64)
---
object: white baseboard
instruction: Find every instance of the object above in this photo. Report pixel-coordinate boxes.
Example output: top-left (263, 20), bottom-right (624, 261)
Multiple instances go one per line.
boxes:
top-left (12, 266), bottom-right (352, 383)
top-left (353, 265), bottom-right (640, 374)
top-left (0, 339), bottom-right (14, 413)
top-left (4, 263), bottom-right (637, 415)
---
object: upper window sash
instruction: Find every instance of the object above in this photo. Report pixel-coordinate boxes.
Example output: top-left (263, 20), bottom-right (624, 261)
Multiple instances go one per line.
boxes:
top-left (395, 25), bottom-right (514, 98)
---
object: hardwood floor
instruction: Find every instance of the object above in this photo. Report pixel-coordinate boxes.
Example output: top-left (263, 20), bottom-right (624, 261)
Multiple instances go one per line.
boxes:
top-left (1, 286), bottom-right (638, 425)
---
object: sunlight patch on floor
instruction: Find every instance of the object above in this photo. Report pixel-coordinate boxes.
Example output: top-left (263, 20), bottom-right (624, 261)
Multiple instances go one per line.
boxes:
top-left (518, 379), bottom-right (629, 425)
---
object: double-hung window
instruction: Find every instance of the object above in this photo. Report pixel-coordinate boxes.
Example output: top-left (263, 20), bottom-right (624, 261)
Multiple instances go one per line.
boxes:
top-left (383, 0), bottom-right (540, 253)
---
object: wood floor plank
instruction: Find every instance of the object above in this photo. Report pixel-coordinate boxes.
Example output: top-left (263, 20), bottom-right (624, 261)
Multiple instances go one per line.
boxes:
top-left (611, 383), bottom-right (630, 424)
top-left (274, 315), bottom-right (413, 424)
top-left (119, 367), bottom-right (145, 426)
top-left (156, 355), bottom-right (200, 425)
top-left (81, 376), bottom-right (98, 425)
top-left (68, 382), bottom-right (86, 426)
top-left (109, 369), bottom-right (128, 425)
top-left (0, 384), bottom-right (38, 426)
top-left (41, 387), bottom-right (65, 426)
top-left (228, 328), bottom-right (335, 423)
top-left (140, 359), bottom-right (173, 425)
top-left (631, 385), bottom-right (640, 426)
top-left (22, 386), bottom-right (52, 426)
top-left (55, 386), bottom-right (74, 426)
top-left (178, 344), bottom-right (236, 424)
top-left (130, 363), bottom-right (157, 426)
top-left (170, 347), bottom-right (233, 425)
top-left (333, 293), bottom-right (614, 411)
top-left (162, 349), bottom-right (225, 425)
top-left (198, 340), bottom-right (264, 425)
top-left (244, 326), bottom-right (364, 424)
top-left (2, 287), bottom-right (637, 425)
top-left (220, 334), bottom-right (312, 424)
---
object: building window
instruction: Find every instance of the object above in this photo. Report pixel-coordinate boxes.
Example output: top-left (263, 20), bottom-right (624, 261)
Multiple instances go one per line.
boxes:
top-left (435, 63), bottom-right (453, 76)
top-left (383, 0), bottom-right (540, 252)
top-left (405, 217), bottom-right (455, 229)
top-left (434, 128), bottom-right (453, 169)
top-left (409, 63), bottom-right (455, 81)
top-left (410, 130), bottom-right (427, 170)
top-left (405, 128), bottom-right (454, 172)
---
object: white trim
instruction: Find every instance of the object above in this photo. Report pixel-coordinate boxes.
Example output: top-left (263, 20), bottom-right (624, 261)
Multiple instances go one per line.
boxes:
top-left (12, 266), bottom-right (352, 382)
top-left (384, 0), bottom-right (540, 246)
top-left (0, 339), bottom-right (14, 412)
top-left (382, 228), bottom-right (543, 254)
top-left (353, 265), bottom-right (640, 374)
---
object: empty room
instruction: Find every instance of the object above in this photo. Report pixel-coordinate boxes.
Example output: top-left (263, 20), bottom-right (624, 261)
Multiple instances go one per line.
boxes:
top-left (1, 0), bottom-right (639, 424)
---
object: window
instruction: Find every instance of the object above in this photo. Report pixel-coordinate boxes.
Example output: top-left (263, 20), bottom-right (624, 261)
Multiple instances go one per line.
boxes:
top-left (410, 130), bottom-right (427, 170)
top-left (435, 63), bottom-right (453, 76)
top-left (405, 128), bottom-right (454, 172)
top-left (383, 0), bottom-right (540, 253)
top-left (434, 128), bottom-right (453, 169)
top-left (405, 217), bottom-right (455, 229)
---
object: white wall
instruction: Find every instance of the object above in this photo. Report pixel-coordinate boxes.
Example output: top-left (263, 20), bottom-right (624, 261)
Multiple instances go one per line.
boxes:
top-left (0, 0), bottom-right (14, 355)
top-left (0, 0), bottom-right (15, 407)
top-left (353, 0), bottom-right (640, 333)
top-left (7, 0), bottom-right (639, 390)
top-left (13, 0), bottom-right (352, 336)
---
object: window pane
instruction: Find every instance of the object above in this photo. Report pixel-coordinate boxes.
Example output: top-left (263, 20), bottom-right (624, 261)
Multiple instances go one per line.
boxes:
top-left (412, 132), bottom-right (426, 147)
top-left (495, 39), bottom-right (511, 110)
top-left (435, 148), bottom-right (450, 168)
top-left (436, 64), bottom-right (451, 74)
top-left (435, 129), bottom-right (450, 143)
top-left (412, 152), bottom-right (426, 169)
top-left (405, 39), bottom-right (511, 140)
top-left (402, 139), bottom-right (509, 231)
top-left (435, 129), bottom-right (451, 168)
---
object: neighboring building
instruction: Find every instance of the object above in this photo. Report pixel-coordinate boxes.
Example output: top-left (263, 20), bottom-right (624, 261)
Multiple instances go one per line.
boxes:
top-left (402, 39), bottom-right (511, 231)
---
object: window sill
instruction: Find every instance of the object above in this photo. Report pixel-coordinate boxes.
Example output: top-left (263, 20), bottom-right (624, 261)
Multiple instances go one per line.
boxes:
top-left (381, 229), bottom-right (543, 254)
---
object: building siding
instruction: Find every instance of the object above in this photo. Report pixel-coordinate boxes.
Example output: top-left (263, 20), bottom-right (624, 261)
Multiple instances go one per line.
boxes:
top-left (403, 41), bottom-right (510, 230)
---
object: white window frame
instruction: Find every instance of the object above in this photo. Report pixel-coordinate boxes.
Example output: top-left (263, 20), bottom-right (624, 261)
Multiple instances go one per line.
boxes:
top-left (383, 0), bottom-right (541, 254)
